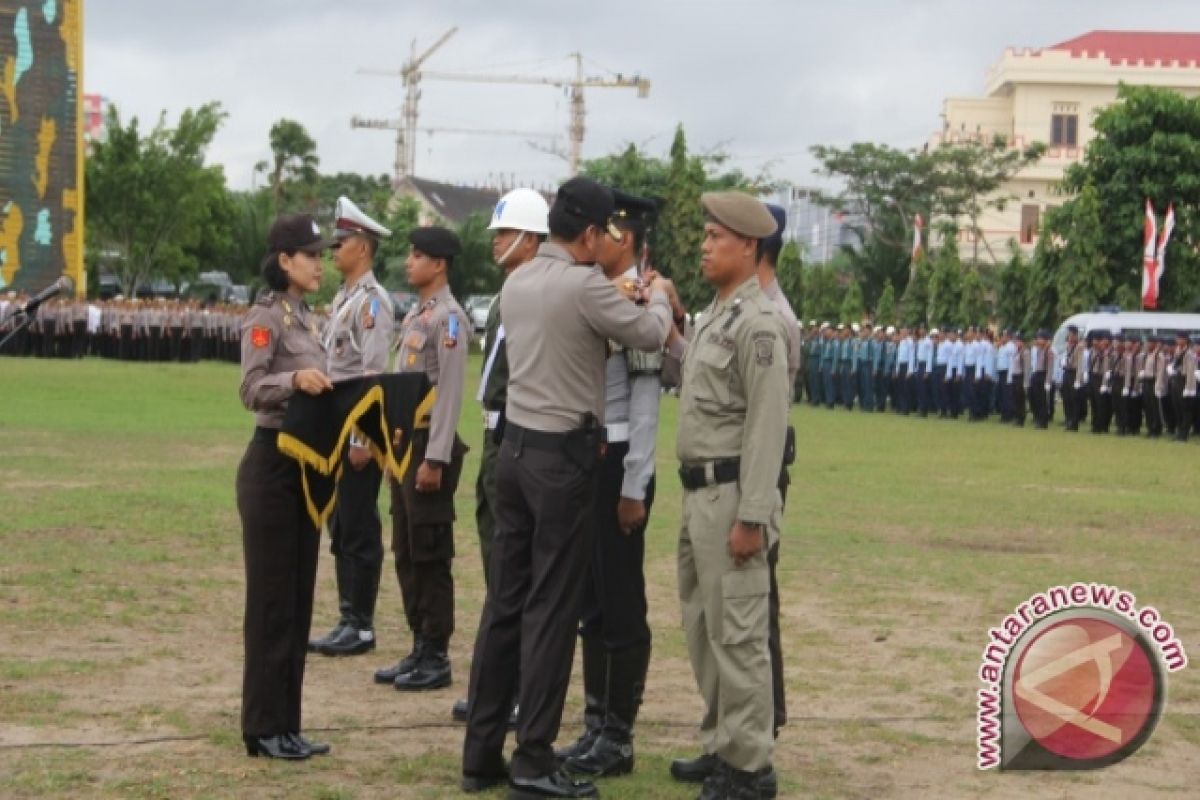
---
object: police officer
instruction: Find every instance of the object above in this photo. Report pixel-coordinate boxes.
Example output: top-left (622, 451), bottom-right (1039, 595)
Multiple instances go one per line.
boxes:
top-left (1139, 335), bottom-right (1164, 437)
top-left (236, 213), bottom-right (334, 760)
top-left (1061, 326), bottom-right (1081, 431)
top-left (310, 197), bottom-right (396, 658)
top-left (374, 226), bottom-right (470, 692)
top-left (820, 324), bottom-right (837, 408)
top-left (665, 192), bottom-right (788, 800)
top-left (560, 190), bottom-right (663, 779)
top-left (1029, 330), bottom-right (1051, 429)
top-left (1167, 331), bottom-right (1193, 441)
top-left (452, 187), bottom-right (548, 725)
top-left (461, 177), bottom-right (673, 798)
top-left (1010, 331), bottom-right (1028, 426)
top-left (1090, 331), bottom-right (1115, 434)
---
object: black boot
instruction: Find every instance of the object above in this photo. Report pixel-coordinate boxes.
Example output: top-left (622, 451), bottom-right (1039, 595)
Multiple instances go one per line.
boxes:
top-left (555, 637), bottom-right (607, 761)
top-left (723, 763), bottom-right (764, 799)
top-left (374, 637), bottom-right (424, 684)
top-left (697, 759), bottom-right (729, 799)
top-left (670, 752), bottom-right (718, 783)
top-left (565, 643), bottom-right (650, 777)
top-left (757, 765), bottom-right (778, 799)
top-left (394, 639), bottom-right (451, 691)
top-left (313, 622), bottom-right (375, 656)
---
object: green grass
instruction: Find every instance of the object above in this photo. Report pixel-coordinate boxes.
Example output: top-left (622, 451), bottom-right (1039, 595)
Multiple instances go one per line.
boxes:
top-left (0, 355), bottom-right (1197, 798)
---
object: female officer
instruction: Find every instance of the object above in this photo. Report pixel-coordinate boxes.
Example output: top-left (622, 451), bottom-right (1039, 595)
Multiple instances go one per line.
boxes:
top-left (236, 213), bottom-right (334, 760)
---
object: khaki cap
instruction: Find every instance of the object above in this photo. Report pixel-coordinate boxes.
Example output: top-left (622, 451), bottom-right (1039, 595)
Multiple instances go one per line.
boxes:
top-left (701, 191), bottom-right (778, 239)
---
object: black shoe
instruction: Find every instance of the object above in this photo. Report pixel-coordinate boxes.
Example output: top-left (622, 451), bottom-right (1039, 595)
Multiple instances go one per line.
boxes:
top-left (564, 733), bottom-right (633, 777)
top-left (243, 734), bottom-right (310, 760)
top-left (374, 638), bottom-right (425, 684)
top-left (725, 764), bottom-right (765, 800)
top-left (555, 638), bottom-right (608, 761)
top-left (671, 752), bottom-right (719, 783)
top-left (508, 769), bottom-right (598, 798)
top-left (394, 649), bottom-right (451, 692)
top-left (462, 764), bottom-right (509, 794)
top-left (308, 622), bottom-right (347, 653)
top-left (758, 765), bottom-right (778, 799)
top-left (698, 760), bottom-right (730, 800)
top-left (313, 624), bottom-right (375, 656)
top-left (288, 732), bottom-right (330, 756)
top-left (452, 697), bottom-right (469, 723)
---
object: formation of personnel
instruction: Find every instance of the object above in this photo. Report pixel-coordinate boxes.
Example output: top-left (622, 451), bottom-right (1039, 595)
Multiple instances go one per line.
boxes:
top-left (797, 322), bottom-right (1200, 442)
top-left (0, 295), bottom-right (250, 363)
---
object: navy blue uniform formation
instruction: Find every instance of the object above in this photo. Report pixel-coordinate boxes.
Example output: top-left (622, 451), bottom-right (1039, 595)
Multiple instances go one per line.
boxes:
top-left (0, 296), bottom-right (253, 363)
top-left (797, 322), bottom-right (1200, 441)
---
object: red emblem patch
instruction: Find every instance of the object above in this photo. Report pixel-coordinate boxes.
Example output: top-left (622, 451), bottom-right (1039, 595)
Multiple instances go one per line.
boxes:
top-left (250, 327), bottom-right (271, 348)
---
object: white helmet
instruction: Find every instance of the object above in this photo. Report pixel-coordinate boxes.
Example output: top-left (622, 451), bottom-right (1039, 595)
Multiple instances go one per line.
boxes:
top-left (489, 188), bottom-right (549, 234)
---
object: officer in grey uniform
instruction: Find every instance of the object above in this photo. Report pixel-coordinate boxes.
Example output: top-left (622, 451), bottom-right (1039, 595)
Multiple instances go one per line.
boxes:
top-left (666, 192), bottom-right (789, 800)
top-left (309, 197), bottom-right (396, 657)
top-left (374, 226), bottom-right (471, 692)
top-left (560, 190), bottom-right (664, 780)
top-left (461, 177), bottom-right (673, 799)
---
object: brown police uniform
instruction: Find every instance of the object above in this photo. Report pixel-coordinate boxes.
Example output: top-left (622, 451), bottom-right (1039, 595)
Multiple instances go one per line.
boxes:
top-left (387, 280), bottom-right (470, 689)
top-left (235, 290), bottom-right (326, 743)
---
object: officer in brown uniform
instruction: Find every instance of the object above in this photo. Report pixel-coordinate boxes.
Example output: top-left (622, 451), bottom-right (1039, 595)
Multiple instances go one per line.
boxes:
top-left (310, 197), bottom-right (396, 658)
top-left (664, 192), bottom-right (789, 800)
top-left (373, 226), bottom-right (470, 692)
top-left (236, 213), bottom-right (335, 760)
top-left (461, 177), bottom-right (674, 799)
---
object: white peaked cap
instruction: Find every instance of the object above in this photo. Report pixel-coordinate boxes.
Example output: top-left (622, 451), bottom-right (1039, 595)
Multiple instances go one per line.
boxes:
top-left (335, 196), bottom-right (392, 238)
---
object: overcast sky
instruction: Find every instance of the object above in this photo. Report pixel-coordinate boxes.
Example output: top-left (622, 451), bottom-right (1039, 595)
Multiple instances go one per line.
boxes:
top-left (85, 1), bottom-right (1200, 192)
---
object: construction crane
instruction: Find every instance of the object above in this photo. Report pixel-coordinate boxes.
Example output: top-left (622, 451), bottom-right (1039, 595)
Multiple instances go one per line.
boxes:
top-left (356, 26), bottom-right (458, 186)
top-left (420, 53), bottom-right (650, 175)
top-left (357, 31), bottom-right (650, 181)
top-left (351, 116), bottom-right (558, 143)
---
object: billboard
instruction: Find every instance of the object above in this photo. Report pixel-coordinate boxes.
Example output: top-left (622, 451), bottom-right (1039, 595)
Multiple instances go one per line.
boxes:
top-left (0, 0), bottom-right (83, 295)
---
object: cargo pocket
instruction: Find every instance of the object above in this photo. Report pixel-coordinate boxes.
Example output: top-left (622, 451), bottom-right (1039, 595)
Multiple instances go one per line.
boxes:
top-left (412, 522), bottom-right (455, 562)
top-left (720, 567), bottom-right (769, 646)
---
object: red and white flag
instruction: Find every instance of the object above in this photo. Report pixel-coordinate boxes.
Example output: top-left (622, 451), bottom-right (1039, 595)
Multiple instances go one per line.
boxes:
top-left (1141, 199), bottom-right (1159, 310)
top-left (912, 213), bottom-right (924, 261)
top-left (1151, 203), bottom-right (1175, 309)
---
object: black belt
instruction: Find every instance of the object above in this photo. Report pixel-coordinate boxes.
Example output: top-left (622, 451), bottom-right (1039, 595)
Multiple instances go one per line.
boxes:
top-left (503, 420), bottom-right (572, 451)
top-left (252, 426), bottom-right (279, 445)
top-left (678, 458), bottom-right (740, 491)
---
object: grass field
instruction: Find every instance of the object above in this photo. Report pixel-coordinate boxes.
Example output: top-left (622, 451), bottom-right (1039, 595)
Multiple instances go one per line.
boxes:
top-left (0, 355), bottom-right (1196, 799)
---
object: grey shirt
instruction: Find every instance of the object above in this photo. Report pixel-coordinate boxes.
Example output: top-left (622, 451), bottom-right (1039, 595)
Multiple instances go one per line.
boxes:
top-left (324, 270), bottom-right (395, 382)
top-left (761, 276), bottom-right (800, 389)
top-left (502, 242), bottom-right (672, 433)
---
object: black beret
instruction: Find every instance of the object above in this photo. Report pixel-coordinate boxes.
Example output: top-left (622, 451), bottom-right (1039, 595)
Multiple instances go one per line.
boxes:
top-left (760, 203), bottom-right (788, 252)
top-left (409, 226), bottom-right (462, 259)
top-left (1036, 329), bottom-right (1050, 339)
top-left (553, 177), bottom-right (615, 227)
top-left (1095, 329), bottom-right (1112, 340)
top-left (611, 190), bottom-right (659, 227)
top-left (1067, 325), bottom-right (1079, 334)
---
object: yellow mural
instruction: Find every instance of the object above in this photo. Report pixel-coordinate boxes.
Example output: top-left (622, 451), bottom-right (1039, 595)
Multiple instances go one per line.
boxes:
top-left (59, 0), bottom-right (79, 74)
top-left (0, 202), bottom-right (25, 286)
top-left (2, 56), bottom-right (16, 123)
top-left (62, 187), bottom-right (80, 288)
top-left (35, 117), bottom-right (57, 199)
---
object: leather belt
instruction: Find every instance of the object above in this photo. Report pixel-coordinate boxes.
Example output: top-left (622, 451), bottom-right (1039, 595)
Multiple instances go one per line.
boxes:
top-left (504, 421), bottom-right (571, 451)
top-left (678, 458), bottom-right (740, 491)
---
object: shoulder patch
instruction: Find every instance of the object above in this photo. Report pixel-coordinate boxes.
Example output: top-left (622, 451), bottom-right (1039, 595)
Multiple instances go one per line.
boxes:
top-left (250, 326), bottom-right (271, 349)
top-left (752, 330), bottom-right (777, 366)
top-left (256, 292), bottom-right (276, 307)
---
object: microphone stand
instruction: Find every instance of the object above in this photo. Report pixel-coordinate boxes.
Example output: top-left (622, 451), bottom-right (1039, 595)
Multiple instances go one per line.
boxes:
top-left (0, 307), bottom-right (34, 352)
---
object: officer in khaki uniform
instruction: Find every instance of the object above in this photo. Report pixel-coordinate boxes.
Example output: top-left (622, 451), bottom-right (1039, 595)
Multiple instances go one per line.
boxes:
top-left (374, 226), bottom-right (470, 692)
top-left (665, 192), bottom-right (789, 800)
top-left (310, 197), bottom-right (396, 658)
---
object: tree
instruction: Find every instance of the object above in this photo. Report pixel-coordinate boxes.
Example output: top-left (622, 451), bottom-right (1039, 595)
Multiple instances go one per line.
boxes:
top-left (1024, 226), bottom-right (1060, 334)
top-left (86, 103), bottom-right (232, 296)
top-left (900, 255), bottom-right (932, 327)
top-left (804, 263), bottom-right (842, 322)
top-left (223, 189), bottom-right (274, 287)
top-left (875, 282), bottom-right (896, 327)
top-left (1060, 84), bottom-right (1200, 311)
top-left (449, 212), bottom-right (503, 300)
top-left (1053, 182), bottom-right (1111, 317)
top-left (776, 241), bottom-right (804, 320)
top-left (262, 119), bottom-right (319, 211)
top-left (654, 125), bottom-right (707, 310)
top-left (959, 266), bottom-right (989, 326)
top-left (839, 277), bottom-right (865, 323)
top-left (995, 243), bottom-right (1029, 330)
top-left (375, 196), bottom-right (423, 288)
top-left (927, 224), bottom-right (964, 327)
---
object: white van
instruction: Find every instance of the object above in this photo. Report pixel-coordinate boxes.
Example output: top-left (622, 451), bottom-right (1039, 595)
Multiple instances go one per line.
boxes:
top-left (1052, 310), bottom-right (1200, 354)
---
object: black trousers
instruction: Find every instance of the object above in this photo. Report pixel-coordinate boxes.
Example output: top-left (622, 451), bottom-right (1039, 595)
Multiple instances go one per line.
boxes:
top-left (578, 441), bottom-right (654, 651)
top-left (1062, 370), bottom-right (1078, 429)
top-left (769, 468), bottom-right (789, 733)
top-left (1142, 381), bottom-right (1163, 436)
top-left (464, 433), bottom-right (595, 779)
top-left (391, 431), bottom-right (466, 643)
top-left (1011, 380), bottom-right (1027, 425)
top-left (236, 435), bottom-right (319, 737)
top-left (329, 449), bottom-right (384, 631)
top-left (1030, 372), bottom-right (1048, 427)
